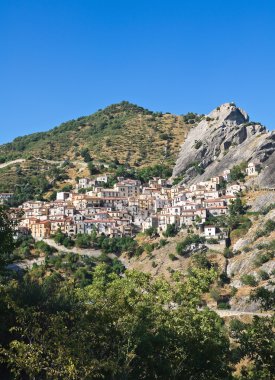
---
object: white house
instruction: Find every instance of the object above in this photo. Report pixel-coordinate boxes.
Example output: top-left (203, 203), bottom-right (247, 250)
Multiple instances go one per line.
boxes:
top-left (204, 225), bottom-right (216, 237)
top-left (222, 169), bottom-right (231, 181)
top-left (246, 162), bottom-right (260, 176)
top-left (56, 192), bottom-right (71, 201)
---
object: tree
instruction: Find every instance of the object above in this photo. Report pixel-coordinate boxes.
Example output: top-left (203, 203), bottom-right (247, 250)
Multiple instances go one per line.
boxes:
top-left (75, 233), bottom-right (91, 248)
top-left (88, 161), bottom-right (99, 175)
top-left (163, 223), bottom-right (178, 237)
top-left (231, 316), bottom-right (275, 379)
top-left (229, 163), bottom-right (246, 182)
top-left (80, 148), bottom-right (92, 163)
top-left (0, 266), bottom-right (231, 379)
top-left (250, 287), bottom-right (275, 311)
top-left (144, 226), bottom-right (158, 237)
top-left (176, 234), bottom-right (206, 256)
top-left (0, 206), bottom-right (14, 269)
top-left (229, 196), bottom-right (245, 216)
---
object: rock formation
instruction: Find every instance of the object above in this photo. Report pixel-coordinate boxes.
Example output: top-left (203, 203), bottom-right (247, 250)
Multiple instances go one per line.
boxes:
top-left (173, 103), bottom-right (275, 187)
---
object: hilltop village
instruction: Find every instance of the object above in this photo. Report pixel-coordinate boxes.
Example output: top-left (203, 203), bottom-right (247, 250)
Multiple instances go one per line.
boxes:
top-left (1, 162), bottom-right (261, 243)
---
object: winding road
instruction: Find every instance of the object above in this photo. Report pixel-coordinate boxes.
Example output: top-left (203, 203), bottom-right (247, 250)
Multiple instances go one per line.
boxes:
top-left (0, 159), bottom-right (26, 169)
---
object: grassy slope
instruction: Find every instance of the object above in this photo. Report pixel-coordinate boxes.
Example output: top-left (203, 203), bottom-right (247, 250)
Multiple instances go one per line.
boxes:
top-left (0, 102), bottom-right (196, 168)
top-left (0, 101), bottom-right (201, 194)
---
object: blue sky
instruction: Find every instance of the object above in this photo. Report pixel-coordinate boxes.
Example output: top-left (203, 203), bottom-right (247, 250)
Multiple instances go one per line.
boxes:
top-left (1, 0), bottom-right (275, 144)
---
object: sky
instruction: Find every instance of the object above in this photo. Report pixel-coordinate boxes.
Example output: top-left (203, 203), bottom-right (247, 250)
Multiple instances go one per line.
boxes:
top-left (1, 0), bottom-right (275, 144)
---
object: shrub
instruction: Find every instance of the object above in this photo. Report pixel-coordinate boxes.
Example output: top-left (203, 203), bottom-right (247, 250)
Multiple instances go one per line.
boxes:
top-left (210, 287), bottom-right (220, 301)
top-left (264, 219), bottom-right (275, 234)
top-left (228, 163), bottom-right (246, 182)
top-left (219, 272), bottom-right (230, 286)
top-left (207, 238), bottom-right (219, 244)
top-left (254, 253), bottom-right (272, 267)
top-left (144, 243), bottom-right (154, 254)
top-left (75, 234), bottom-right (91, 248)
top-left (230, 287), bottom-right (238, 297)
top-left (192, 253), bottom-right (211, 269)
top-left (258, 270), bottom-right (270, 281)
top-left (241, 274), bottom-right (258, 287)
top-left (144, 227), bottom-right (158, 238)
top-left (250, 287), bottom-right (275, 310)
top-left (34, 241), bottom-right (56, 255)
top-left (163, 224), bottom-right (178, 238)
top-left (217, 302), bottom-right (231, 310)
top-left (194, 140), bottom-right (202, 149)
top-left (260, 203), bottom-right (275, 215)
top-left (158, 239), bottom-right (167, 248)
top-left (176, 235), bottom-right (205, 256)
top-left (169, 253), bottom-right (178, 261)
top-left (224, 247), bottom-right (233, 258)
top-left (172, 176), bottom-right (184, 186)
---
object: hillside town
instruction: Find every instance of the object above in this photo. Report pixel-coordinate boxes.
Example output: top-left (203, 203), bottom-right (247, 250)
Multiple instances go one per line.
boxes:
top-left (1, 162), bottom-right (260, 243)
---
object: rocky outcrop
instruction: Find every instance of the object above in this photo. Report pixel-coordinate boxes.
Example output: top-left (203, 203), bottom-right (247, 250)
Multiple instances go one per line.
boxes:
top-left (173, 103), bottom-right (275, 187)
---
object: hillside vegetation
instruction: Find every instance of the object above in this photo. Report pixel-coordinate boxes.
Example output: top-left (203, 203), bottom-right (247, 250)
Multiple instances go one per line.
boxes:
top-left (0, 101), bottom-right (199, 168)
top-left (0, 102), bottom-right (202, 200)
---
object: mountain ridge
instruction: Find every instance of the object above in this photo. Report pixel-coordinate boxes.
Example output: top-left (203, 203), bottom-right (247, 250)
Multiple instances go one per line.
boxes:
top-left (1, 101), bottom-right (274, 199)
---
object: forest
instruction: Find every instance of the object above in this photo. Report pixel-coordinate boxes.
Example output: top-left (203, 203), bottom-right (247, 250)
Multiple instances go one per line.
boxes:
top-left (0, 206), bottom-right (274, 379)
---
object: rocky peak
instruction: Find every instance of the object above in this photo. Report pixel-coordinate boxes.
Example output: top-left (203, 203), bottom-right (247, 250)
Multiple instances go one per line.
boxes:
top-left (172, 103), bottom-right (274, 187)
top-left (208, 103), bottom-right (249, 126)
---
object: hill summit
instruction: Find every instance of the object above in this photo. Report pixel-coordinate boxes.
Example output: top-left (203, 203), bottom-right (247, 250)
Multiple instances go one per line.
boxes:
top-left (0, 101), bottom-right (196, 168)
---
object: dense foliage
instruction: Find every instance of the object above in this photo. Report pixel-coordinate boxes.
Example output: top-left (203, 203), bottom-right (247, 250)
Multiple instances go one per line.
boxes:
top-left (0, 264), bottom-right (233, 380)
top-left (0, 206), bottom-right (15, 269)
top-left (0, 203), bottom-right (274, 380)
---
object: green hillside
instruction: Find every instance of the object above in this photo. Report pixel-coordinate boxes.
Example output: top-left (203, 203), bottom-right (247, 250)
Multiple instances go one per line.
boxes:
top-left (0, 102), bottom-right (202, 201)
top-left (0, 101), bottom-right (201, 167)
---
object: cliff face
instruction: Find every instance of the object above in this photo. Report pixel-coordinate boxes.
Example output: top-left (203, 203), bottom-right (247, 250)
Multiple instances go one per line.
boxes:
top-left (173, 103), bottom-right (275, 187)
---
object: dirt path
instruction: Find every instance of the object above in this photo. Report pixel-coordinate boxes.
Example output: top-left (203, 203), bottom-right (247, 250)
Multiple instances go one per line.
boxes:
top-left (37, 238), bottom-right (104, 258)
top-left (214, 309), bottom-right (272, 318)
top-left (7, 257), bottom-right (45, 271)
top-left (33, 157), bottom-right (64, 165)
top-left (7, 238), bottom-right (121, 272)
top-left (0, 159), bottom-right (26, 169)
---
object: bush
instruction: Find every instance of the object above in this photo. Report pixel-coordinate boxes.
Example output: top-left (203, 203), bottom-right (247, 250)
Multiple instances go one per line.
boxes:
top-left (158, 239), bottom-right (167, 248)
top-left (144, 243), bottom-right (154, 254)
top-left (250, 287), bottom-right (275, 310)
top-left (224, 247), bottom-right (233, 258)
top-left (163, 224), bottom-right (178, 238)
top-left (192, 253), bottom-right (211, 269)
top-left (258, 270), bottom-right (270, 281)
top-left (254, 252), bottom-right (272, 267)
top-left (75, 234), bottom-right (92, 248)
top-left (260, 203), bottom-right (275, 215)
top-left (144, 227), bottom-right (158, 238)
top-left (34, 241), bottom-right (56, 255)
top-left (230, 287), bottom-right (238, 297)
top-left (169, 253), bottom-right (178, 261)
top-left (176, 235), bottom-right (205, 256)
top-left (207, 238), bottom-right (219, 244)
top-left (228, 163), bottom-right (246, 182)
top-left (217, 302), bottom-right (231, 310)
top-left (210, 287), bottom-right (220, 301)
top-left (194, 140), bottom-right (202, 149)
top-left (241, 274), bottom-right (258, 287)
top-left (219, 272), bottom-right (230, 286)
